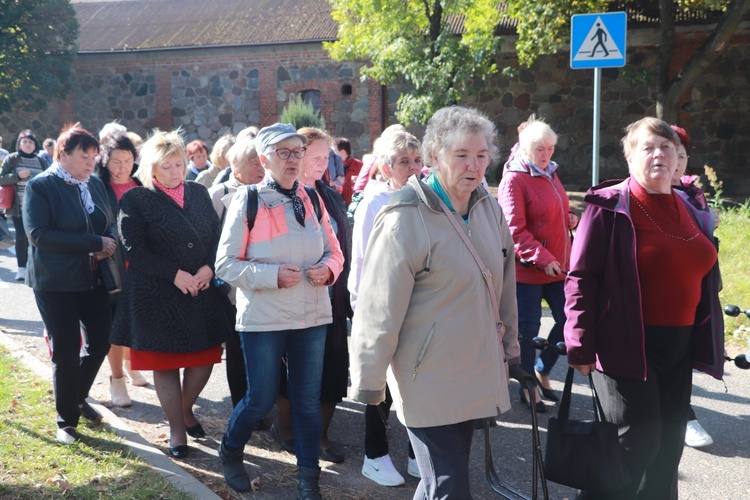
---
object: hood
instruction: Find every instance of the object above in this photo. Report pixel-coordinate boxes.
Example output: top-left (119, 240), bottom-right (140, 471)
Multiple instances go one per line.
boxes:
top-left (583, 178), bottom-right (629, 213)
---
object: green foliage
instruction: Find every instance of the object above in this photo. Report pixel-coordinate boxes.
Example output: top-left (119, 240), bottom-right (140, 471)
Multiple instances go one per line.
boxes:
top-left (280, 94), bottom-right (326, 129)
top-left (325, 0), bottom-right (503, 125)
top-left (0, 0), bottom-right (79, 113)
top-left (715, 204), bottom-right (750, 344)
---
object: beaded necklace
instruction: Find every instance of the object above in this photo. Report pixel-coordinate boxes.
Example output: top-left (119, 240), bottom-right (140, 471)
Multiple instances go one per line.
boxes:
top-left (630, 193), bottom-right (700, 242)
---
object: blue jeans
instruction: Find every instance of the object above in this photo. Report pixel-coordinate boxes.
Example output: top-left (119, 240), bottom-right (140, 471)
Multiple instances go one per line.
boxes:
top-left (223, 326), bottom-right (326, 468)
top-left (516, 281), bottom-right (566, 377)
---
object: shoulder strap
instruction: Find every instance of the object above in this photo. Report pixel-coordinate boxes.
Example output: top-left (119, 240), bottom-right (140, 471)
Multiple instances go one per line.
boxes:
top-left (245, 184), bottom-right (321, 232)
top-left (436, 198), bottom-right (501, 327)
top-left (246, 184), bottom-right (259, 232)
top-left (304, 185), bottom-right (323, 222)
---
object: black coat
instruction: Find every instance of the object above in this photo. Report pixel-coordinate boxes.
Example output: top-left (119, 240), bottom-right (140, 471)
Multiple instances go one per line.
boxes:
top-left (111, 182), bottom-right (232, 353)
top-left (23, 172), bottom-right (116, 292)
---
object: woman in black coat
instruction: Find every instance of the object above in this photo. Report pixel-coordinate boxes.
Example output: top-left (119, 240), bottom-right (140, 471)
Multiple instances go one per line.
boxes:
top-left (23, 124), bottom-right (117, 445)
top-left (111, 130), bottom-right (232, 459)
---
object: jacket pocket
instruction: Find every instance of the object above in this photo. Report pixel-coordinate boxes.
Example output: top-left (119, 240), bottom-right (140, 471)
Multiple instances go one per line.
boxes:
top-left (412, 323), bottom-right (435, 381)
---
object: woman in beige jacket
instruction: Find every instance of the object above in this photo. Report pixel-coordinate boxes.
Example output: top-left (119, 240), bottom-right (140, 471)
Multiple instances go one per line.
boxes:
top-left (349, 106), bottom-right (520, 499)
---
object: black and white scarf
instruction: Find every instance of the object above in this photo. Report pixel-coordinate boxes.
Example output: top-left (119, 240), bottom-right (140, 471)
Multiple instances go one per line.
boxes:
top-left (267, 179), bottom-right (305, 227)
top-left (45, 163), bottom-right (95, 214)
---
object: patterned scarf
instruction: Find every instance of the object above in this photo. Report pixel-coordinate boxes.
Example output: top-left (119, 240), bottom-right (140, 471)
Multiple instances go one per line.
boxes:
top-left (45, 163), bottom-right (95, 214)
top-left (267, 179), bottom-right (305, 227)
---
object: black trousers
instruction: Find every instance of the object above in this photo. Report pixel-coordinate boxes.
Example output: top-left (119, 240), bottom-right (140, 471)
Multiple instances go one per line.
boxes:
top-left (11, 215), bottom-right (27, 268)
top-left (580, 326), bottom-right (693, 500)
top-left (34, 288), bottom-right (112, 428)
top-left (225, 327), bottom-right (247, 408)
top-left (365, 383), bottom-right (415, 460)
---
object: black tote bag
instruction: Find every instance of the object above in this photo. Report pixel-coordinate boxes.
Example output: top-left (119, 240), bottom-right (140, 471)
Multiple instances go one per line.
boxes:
top-left (544, 367), bottom-right (631, 492)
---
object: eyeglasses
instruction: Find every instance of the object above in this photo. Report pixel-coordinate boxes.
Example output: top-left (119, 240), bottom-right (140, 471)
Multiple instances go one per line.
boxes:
top-left (267, 147), bottom-right (306, 160)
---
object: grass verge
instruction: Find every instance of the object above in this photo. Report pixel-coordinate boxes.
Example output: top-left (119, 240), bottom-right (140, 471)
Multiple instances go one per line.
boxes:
top-left (713, 202), bottom-right (750, 346)
top-left (0, 346), bottom-right (191, 500)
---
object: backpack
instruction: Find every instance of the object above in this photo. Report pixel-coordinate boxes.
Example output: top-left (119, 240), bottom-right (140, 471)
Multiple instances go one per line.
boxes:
top-left (245, 183), bottom-right (322, 232)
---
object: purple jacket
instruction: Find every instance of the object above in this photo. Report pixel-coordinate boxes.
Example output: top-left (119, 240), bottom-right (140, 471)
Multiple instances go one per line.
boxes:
top-left (564, 179), bottom-right (724, 381)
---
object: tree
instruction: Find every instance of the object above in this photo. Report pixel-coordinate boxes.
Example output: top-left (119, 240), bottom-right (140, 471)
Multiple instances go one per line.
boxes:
top-left (280, 94), bottom-right (327, 129)
top-left (507, 0), bottom-right (750, 122)
top-left (325, 0), bottom-right (503, 125)
top-left (0, 0), bottom-right (79, 113)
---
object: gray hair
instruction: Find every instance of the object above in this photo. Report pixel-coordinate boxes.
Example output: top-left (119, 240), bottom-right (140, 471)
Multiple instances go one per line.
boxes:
top-left (99, 121), bottom-right (127, 141)
top-left (134, 130), bottom-right (187, 188)
top-left (236, 126), bottom-right (260, 143)
top-left (421, 106), bottom-right (499, 168)
top-left (518, 118), bottom-right (557, 155)
top-left (225, 138), bottom-right (259, 167)
top-left (210, 133), bottom-right (236, 167)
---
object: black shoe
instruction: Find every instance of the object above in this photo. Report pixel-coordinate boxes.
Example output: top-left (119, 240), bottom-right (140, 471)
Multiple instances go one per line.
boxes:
top-left (270, 422), bottom-right (295, 453)
top-left (297, 466), bottom-right (321, 500)
top-left (186, 422), bottom-right (206, 438)
top-left (519, 388), bottom-right (548, 414)
top-left (318, 445), bottom-right (344, 464)
top-left (219, 440), bottom-right (251, 492)
top-left (539, 386), bottom-right (559, 402)
top-left (79, 401), bottom-right (103, 423)
top-left (167, 445), bottom-right (190, 459)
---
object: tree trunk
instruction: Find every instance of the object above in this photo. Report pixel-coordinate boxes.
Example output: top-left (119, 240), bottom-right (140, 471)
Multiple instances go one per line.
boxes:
top-left (658, 0), bottom-right (750, 123)
top-left (655, 0), bottom-right (676, 121)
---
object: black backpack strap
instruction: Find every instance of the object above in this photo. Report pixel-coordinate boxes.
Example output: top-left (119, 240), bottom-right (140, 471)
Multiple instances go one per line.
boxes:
top-left (246, 184), bottom-right (259, 232)
top-left (304, 185), bottom-right (323, 222)
top-left (246, 185), bottom-right (321, 232)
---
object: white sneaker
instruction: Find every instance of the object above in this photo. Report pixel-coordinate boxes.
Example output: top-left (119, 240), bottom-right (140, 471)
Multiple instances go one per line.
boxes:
top-left (15, 267), bottom-right (25, 281)
top-left (685, 420), bottom-right (713, 448)
top-left (407, 457), bottom-right (421, 478)
top-left (362, 454), bottom-right (405, 486)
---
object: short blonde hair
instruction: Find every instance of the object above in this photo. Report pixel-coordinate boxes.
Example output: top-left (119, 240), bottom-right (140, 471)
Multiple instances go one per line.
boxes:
top-left (210, 134), bottom-right (236, 168)
top-left (135, 130), bottom-right (187, 188)
top-left (226, 138), bottom-right (259, 167)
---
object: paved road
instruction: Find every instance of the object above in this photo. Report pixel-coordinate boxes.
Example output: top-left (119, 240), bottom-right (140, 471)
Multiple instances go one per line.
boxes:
top-left (1, 226), bottom-right (749, 499)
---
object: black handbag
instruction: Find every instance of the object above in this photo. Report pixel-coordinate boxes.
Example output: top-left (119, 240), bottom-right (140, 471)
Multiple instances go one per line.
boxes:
top-left (99, 255), bottom-right (122, 294)
top-left (544, 367), bottom-right (631, 492)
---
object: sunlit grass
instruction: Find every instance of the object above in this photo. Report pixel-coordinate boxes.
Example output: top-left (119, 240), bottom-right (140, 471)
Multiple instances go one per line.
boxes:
top-left (0, 346), bottom-right (191, 499)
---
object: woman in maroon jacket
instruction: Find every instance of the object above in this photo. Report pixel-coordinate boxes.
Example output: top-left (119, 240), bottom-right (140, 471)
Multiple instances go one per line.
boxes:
top-left (564, 117), bottom-right (722, 498)
top-left (498, 119), bottom-right (577, 412)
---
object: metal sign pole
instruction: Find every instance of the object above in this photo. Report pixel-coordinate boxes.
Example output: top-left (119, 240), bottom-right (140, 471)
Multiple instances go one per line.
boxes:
top-left (592, 67), bottom-right (601, 186)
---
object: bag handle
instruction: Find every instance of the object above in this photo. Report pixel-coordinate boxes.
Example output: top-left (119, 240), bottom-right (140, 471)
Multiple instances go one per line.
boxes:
top-left (558, 367), bottom-right (610, 424)
top-left (436, 198), bottom-right (501, 327)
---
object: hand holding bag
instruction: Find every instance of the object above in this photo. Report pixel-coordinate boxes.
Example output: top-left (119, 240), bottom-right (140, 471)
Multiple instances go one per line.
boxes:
top-left (544, 367), bottom-right (630, 492)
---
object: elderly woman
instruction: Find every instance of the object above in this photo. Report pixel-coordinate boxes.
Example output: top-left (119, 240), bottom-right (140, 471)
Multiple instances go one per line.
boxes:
top-left (565, 117), bottom-right (723, 498)
top-left (98, 133), bottom-right (148, 408)
top-left (207, 138), bottom-right (265, 407)
top-left (215, 123), bottom-right (344, 497)
top-left (498, 119), bottom-right (578, 412)
top-left (196, 134), bottom-right (235, 188)
top-left (349, 106), bottom-right (520, 498)
top-left (23, 124), bottom-right (116, 444)
top-left (0, 129), bottom-right (48, 281)
top-left (348, 126), bottom-right (423, 486)
top-left (271, 127), bottom-right (352, 465)
top-left (111, 130), bottom-right (232, 459)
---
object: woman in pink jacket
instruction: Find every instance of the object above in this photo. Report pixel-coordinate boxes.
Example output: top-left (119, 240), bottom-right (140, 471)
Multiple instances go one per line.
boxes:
top-left (498, 119), bottom-right (577, 412)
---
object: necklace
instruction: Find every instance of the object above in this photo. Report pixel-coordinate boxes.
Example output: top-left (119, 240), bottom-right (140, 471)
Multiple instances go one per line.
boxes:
top-left (630, 194), bottom-right (700, 242)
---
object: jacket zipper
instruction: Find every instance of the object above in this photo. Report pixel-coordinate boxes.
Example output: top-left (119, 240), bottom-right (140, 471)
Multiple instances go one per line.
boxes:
top-left (412, 324), bottom-right (435, 381)
top-left (547, 175), bottom-right (570, 269)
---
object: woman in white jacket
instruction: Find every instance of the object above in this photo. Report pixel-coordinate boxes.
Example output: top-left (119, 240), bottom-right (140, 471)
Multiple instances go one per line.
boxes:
top-left (214, 123), bottom-right (344, 498)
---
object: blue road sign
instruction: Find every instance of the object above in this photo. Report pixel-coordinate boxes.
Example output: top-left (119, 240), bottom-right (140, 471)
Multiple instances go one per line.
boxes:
top-left (570, 12), bottom-right (627, 69)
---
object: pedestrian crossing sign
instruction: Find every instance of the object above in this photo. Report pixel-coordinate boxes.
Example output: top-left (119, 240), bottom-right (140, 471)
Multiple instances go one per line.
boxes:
top-left (570, 12), bottom-right (627, 69)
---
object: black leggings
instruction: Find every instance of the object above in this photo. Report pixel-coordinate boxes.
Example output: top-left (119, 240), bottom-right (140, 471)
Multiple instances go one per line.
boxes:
top-left (34, 288), bottom-right (112, 428)
top-left (365, 383), bottom-right (415, 460)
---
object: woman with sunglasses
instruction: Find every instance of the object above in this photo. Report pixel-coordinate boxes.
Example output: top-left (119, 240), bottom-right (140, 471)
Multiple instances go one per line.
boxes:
top-left (215, 123), bottom-right (344, 498)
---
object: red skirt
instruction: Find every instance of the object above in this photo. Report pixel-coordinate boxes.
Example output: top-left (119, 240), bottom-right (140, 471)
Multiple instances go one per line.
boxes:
top-left (130, 345), bottom-right (223, 371)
